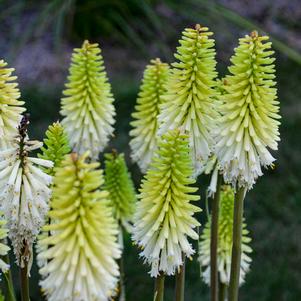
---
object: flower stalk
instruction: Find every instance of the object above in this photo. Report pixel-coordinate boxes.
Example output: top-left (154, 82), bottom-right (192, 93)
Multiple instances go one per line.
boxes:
top-left (228, 186), bottom-right (246, 301)
top-left (218, 281), bottom-right (227, 301)
top-left (154, 274), bottom-right (165, 301)
top-left (20, 244), bottom-right (30, 301)
top-left (175, 257), bottom-right (185, 301)
top-left (117, 226), bottom-right (126, 301)
top-left (210, 174), bottom-right (222, 301)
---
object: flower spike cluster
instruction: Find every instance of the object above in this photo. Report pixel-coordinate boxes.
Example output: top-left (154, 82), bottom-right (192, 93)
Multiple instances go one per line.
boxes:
top-left (38, 152), bottom-right (120, 301)
top-left (132, 129), bottom-right (201, 277)
top-left (0, 116), bottom-right (53, 266)
top-left (214, 32), bottom-right (280, 189)
top-left (199, 185), bottom-right (252, 285)
top-left (38, 122), bottom-right (71, 175)
top-left (0, 59), bottom-right (25, 149)
top-left (130, 58), bottom-right (169, 172)
top-left (104, 151), bottom-right (136, 229)
top-left (0, 212), bottom-right (10, 275)
top-left (61, 40), bottom-right (116, 159)
top-left (158, 25), bottom-right (218, 176)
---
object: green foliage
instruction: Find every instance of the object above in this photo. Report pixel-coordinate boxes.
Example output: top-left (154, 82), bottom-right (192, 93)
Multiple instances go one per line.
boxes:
top-left (158, 25), bottom-right (218, 176)
top-left (104, 151), bottom-right (136, 228)
top-left (130, 58), bottom-right (169, 172)
top-left (60, 40), bottom-right (115, 159)
top-left (38, 122), bottom-right (71, 175)
top-left (133, 129), bottom-right (201, 276)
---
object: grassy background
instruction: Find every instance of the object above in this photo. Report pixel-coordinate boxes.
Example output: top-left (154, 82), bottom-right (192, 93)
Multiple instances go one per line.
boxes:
top-left (1, 0), bottom-right (301, 300)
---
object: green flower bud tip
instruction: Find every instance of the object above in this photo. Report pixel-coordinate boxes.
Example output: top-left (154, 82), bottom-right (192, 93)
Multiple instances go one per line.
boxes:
top-left (0, 117), bottom-right (53, 267)
top-left (104, 151), bottom-right (136, 229)
top-left (0, 59), bottom-right (26, 148)
top-left (38, 152), bottom-right (120, 301)
top-left (132, 129), bottom-right (201, 277)
top-left (199, 185), bottom-right (252, 285)
top-left (158, 25), bottom-right (218, 176)
top-left (61, 40), bottom-right (116, 160)
top-left (130, 58), bottom-right (169, 172)
top-left (38, 122), bottom-right (71, 175)
top-left (214, 31), bottom-right (281, 189)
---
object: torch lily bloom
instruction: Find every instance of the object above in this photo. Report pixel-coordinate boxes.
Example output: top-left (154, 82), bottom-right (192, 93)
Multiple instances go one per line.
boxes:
top-left (0, 117), bottom-right (53, 267)
top-left (213, 32), bottom-right (280, 189)
top-left (61, 40), bottom-right (115, 159)
top-left (158, 25), bottom-right (218, 176)
top-left (130, 58), bottom-right (169, 172)
top-left (132, 129), bottom-right (201, 277)
top-left (38, 152), bottom-right (120, 301)
top-left (0, 59), bottom-right (25, 149)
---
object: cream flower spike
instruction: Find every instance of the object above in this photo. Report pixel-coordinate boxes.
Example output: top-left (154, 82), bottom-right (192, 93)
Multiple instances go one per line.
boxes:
top-left (0, 59), bottom-right (26, 149)
top-left (0, 212), bottom-right (10, 275)
top-left (199, 185), bottom-right (252, 285)
top-left (158, 25), bottom-right (218, 176)
top-left (0, 116), bottom-right (53, 267)
top-left (132, 129), bottom-right (201, 277)
top-left (130, 58), bottom-right (169, 172)
top-left (214, 31), bottom-right (280, 189)
top-left (61, 40), bottom-right (116, 159)
top-left (38, 152), bottom-right (120, 301)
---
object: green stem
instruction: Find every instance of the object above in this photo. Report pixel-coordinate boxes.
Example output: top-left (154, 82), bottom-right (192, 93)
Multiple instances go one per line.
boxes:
top-left (210, 174), bottom-right (222, 301)
top-left (228, 186), bottom-right (246, 301)
top-left (117, 227), bottom-right (126, 301)
top-left (175, 257), bottom-right (185, 301)
top-left (2, 253), bottom-right (16, 301)
top-left (218, 281), bottom-right (227, 301)
top-left (154, 273), bottom-right (165, 301)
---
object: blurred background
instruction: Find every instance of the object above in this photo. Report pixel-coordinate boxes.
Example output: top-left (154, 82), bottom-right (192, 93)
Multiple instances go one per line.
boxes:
top-left (0, 0), bottom-right (300, 300)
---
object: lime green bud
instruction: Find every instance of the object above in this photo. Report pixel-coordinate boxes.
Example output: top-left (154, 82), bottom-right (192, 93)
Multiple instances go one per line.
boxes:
top-left (214, 32), bottom-right (281, 189)
top-left (38, 122), bottom-right (71, 175)
top-left (199, 185), bottom-right (252, 285)
top-left (0, 60), bottom-right (25, 148)
top-left (133, 129), bottom-right (201, 277)
top-left (61, 40), bottom-right (115, 159)
top-left (104, 151), bottom-right (136, 229)
top-left (38, 152), bottom-right (120, 300)
top-left (158, 25), bottom-right (218, 176)
top-left (130, 58), bottom-right (169, 172)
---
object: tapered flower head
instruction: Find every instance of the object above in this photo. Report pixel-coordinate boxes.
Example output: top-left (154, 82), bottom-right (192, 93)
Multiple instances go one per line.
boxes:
top-left (38, 152), bottom-right (120, 301)
top-left (61, 40), bottom-right (115, 159)
top-left (130, 58), bottom-right (169, 172)
top-left (0, 116), bottom-right (53, 266)
top-left (132, 129), bottom-right (201, 277)
top-left (0, 212), bottom-right (10, 275)
top-left (199, 185), bottom-right (252, 285)
top-left (104, 151), bottom-right (136, 229)
top-left (0, 59), bottom-right (26, 148)
top-left (214, 32), bottom-right (280, 189)
top-left (38, 122), bottom-right (71, 175)
top-left (158, 25), bottom-right (218, 176)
